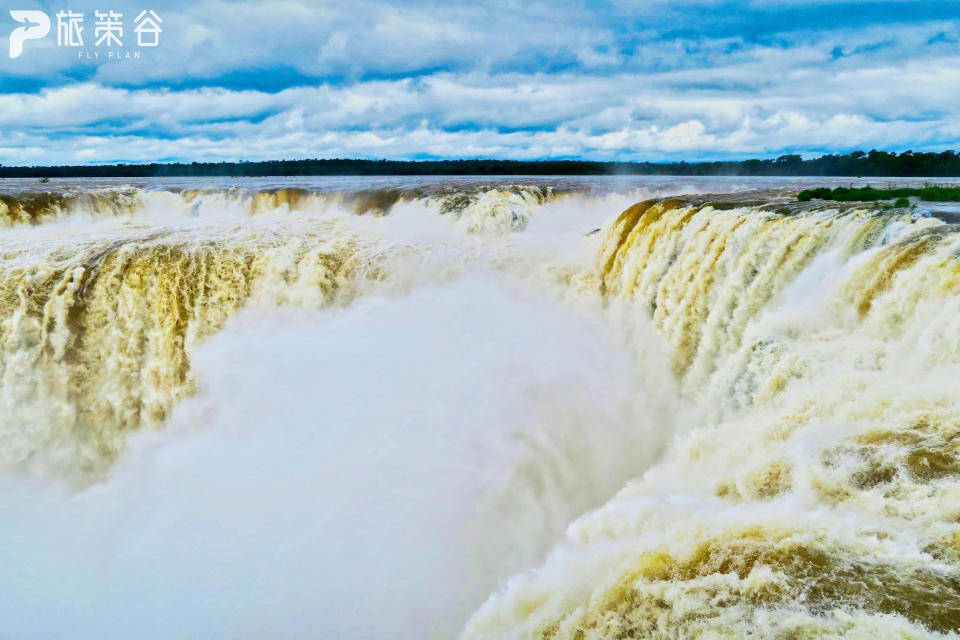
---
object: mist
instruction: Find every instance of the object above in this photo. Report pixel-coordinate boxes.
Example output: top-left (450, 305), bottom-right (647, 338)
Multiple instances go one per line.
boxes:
top-left (0, 274), bottom-right (675, 639)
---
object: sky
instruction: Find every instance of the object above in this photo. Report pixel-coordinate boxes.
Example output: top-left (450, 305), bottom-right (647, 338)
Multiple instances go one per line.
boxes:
top-left (0, 0), bottom-right (959, 165)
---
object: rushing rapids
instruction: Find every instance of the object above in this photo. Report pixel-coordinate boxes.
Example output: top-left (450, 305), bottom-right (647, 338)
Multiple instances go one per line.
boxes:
top-left (0, 182), bottom-right (564, 479)
top-left (467, 197), bottom-right (960, 639)
top-left (2, 177), bottom-right (960, 638)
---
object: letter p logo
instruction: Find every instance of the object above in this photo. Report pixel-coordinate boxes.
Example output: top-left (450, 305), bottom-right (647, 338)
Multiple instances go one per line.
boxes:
top-left (9, 10), bottom-right (50, 59)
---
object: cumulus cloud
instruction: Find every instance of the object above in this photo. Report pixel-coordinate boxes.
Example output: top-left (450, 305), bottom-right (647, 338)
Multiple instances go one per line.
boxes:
top-left (0, 0), bottom-right (957, 163)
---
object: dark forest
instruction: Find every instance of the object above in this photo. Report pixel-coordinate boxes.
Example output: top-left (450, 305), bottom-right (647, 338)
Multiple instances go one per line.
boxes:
top-left (3, 150), bottom-right (960, 178)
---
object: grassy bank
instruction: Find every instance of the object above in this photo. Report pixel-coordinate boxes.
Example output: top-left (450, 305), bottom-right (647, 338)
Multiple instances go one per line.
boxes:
top-left (798, 185), bottom-right (960, 203)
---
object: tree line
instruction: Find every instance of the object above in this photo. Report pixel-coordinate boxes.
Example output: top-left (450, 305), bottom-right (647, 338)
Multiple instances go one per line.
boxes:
top-left (3, 150), bottom-right (960, 178)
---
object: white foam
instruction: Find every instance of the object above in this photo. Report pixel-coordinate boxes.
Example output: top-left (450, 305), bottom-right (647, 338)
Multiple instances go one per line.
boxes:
top-left (0, 276), bottom-right (676, 639)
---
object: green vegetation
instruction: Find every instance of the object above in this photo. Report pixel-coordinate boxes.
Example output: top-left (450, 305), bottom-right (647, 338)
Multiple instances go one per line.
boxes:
top-left (797, 185), bottom-right (960, 203)
top-left (4, 150), bottom-right (960, 178)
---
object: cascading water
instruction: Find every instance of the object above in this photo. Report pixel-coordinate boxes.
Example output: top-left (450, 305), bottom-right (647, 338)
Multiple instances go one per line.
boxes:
top-left (467, 197), bottom-right (960, 639)
top-left (1, 177), bottom-right (959, 639)
top-left (0, 182), bottom-right (568, 479)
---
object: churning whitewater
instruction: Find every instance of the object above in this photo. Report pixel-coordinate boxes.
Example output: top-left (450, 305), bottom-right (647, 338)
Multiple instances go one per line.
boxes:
top-left (2, 177), bottom-right (960, 639)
